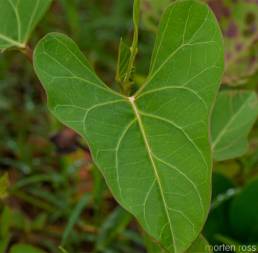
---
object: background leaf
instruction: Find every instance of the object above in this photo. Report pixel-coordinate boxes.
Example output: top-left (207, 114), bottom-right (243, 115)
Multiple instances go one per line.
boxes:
top-left (141, 0), bottom-right (171, 32)
top-left (229, 177), bottom-right (258, 243)
top-left (215, 0), bottom-right (258, 85)
top-left (0, 0), bottom-right (52, 50)
top-left (185, 235), bottom-right (212, 253)
top-left (203, 172), bottom-right (236, 245)
top-left (96, 207), bottom-right (132, 251)
top-left (10, 243), bottom-right (46, 253)
top-left (61, 193), bottom-right (90, 246)
top-left (211, 90), bottom-right (258, 161)
top-left (0, 173), bottom-right (9, 199)
top-left (33, 1), bottom-right (224, 252)
top-left (0, 207), bottom-right (12, 253)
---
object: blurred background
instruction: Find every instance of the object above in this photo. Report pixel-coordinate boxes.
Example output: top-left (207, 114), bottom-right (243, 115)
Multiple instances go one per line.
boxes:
top-left (0, 0), bottom-right (257, 252)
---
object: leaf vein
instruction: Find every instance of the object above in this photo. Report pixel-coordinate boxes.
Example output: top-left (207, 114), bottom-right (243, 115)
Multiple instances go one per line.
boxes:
top-left (115, 119), bottom-right (137, 200)
top-left (152, 154), bottom-right (204, 219)
top-left (139, 111), bottom-right (208, 169)
top-left (137, 86), bottom-right (208, 110)
top-left (129, 98), bottom-right (177, 252)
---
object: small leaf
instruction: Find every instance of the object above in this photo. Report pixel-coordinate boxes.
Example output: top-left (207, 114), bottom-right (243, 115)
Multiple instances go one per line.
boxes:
top-left (61, 194), bottom-right (90, 245)
top-left (10, 244), bottom-right (46, 253)
top-left (34, 1), bottom-right (224, 252)
top-left (0, 0), bottom-right (52, 50)
top-left (0, 207), bottom-right (12, 253)
top-left (186, 235), bottom-right (212, 253)
top-left (211, 90), bottom-right (258, 161)
top-left (116, 38), bottom-right (131, 82)
top-left (96, 207), bottom-right (132, 251)
top-left (1, 207), bottom-right (12, 237)
top-left (0, 173), bottom-right (9, 199)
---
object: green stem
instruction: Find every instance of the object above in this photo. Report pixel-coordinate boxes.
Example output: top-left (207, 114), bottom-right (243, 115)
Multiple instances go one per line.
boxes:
top-left (20, 45), bottom-right (33, 63)
top-left (123, 0), bottom-right (140, 90)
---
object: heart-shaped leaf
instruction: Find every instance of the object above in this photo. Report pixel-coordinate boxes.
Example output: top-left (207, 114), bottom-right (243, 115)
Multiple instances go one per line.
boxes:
top-left (211, 91), bottom-right (258, 161)
top-left (34, 1), bottom-right (224, 252)
top-left (0, 0), bottom-right (52, 50)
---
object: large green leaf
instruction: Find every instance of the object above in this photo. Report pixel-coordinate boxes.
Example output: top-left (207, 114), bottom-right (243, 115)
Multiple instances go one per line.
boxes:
top-left (211, 91), bottom-right (258, 161)
top-left (0, 0), bottom-right (52, 50)
top-left (34, 1), bottom-right (224, 252)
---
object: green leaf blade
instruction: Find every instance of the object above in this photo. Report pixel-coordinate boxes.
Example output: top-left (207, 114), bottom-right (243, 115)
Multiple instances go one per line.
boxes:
top-left (116, 38), bottom-right (131, 82)
top-left (10, 244), bottom-right (46, 253)
top-left (134, 1), bottom-right (224, 251)
top-left (0, 0), bottom-right (52, 50)
top-left (34, 1), bottom-right (224, 252)
top-left (0, 173), bottom-right (9, 199)
top-left (96, 207), bottom-right (132, 251)
top-left (211, 91), bottom-right (258, 161)
top-left (61, 194), bottom-right (90, 246)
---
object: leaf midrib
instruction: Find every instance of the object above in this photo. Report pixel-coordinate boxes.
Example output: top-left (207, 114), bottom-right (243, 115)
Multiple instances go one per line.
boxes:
top-left (128, 96), bottom-right (177, 253)
top-left (0, 33), bottom-right (24, 48)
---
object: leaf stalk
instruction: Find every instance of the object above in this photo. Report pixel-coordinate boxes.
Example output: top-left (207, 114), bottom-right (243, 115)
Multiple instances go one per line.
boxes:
top-left (122, 0), bottom-right (140, 94)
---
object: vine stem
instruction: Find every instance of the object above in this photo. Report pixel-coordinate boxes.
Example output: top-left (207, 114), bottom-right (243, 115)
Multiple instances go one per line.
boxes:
top-left (122, 0), bottom-right (140, 91)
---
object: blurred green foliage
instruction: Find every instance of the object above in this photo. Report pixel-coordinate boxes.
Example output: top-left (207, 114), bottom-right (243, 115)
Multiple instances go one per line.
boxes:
top-left (0, 0), bottom-right (258, 252)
